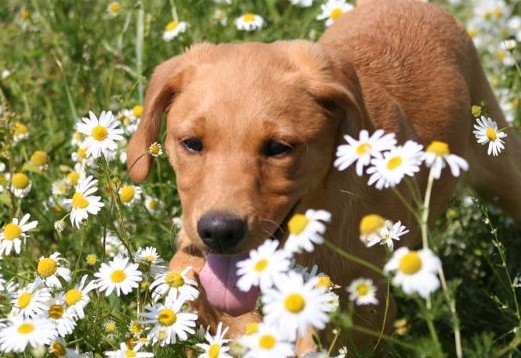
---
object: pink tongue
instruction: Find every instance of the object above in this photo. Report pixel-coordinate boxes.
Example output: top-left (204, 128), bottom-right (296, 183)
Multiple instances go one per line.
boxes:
top-left (199, 252), bottom-right (259, 316)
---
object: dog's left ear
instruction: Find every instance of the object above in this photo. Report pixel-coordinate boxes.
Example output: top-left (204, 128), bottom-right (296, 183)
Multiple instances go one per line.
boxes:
top-left (126, 56), bottom-right (189, 182)
top-left (285, 41), bottom-right (372, 134)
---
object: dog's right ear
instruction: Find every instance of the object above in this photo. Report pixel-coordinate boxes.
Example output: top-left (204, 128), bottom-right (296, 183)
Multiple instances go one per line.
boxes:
top-left (126, 56), bottom-right (188, 182)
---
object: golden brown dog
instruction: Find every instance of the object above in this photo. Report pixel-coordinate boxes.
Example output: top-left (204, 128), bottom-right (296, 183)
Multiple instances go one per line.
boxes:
top-left (127, 0), bottom-right (521, 353)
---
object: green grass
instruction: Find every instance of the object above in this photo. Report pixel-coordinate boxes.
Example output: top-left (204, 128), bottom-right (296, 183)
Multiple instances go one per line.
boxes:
top-left (0, 0), bottom-right (520, 357)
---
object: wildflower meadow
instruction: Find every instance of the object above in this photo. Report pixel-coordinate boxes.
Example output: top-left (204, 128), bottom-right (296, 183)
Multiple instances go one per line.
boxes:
top-left (0, 0), bottom-right (520, 357)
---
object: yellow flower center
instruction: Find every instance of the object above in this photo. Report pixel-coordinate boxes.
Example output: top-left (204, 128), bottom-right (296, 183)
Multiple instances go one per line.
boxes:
top-left (147, 199), bottom-right (158, 209)
top-left (38, 257), bottom-right (58, 278)
top-left (359, 214), bottom-right (385, 235)
top-left (105, 321), bottom-right (116, 333)
top-left (356, 283), bottom-right (369, 296)
top-left (49, 304), bottom-right (64, 319)
top-left (254, 259), bottom-right (269, 272)
top-left (165, 21), bottom-right (179, 31)
top-left (158, 308), bottom-right (177, 326)
top-left (18, 292), bottom-right (32, 309)
top-left (91, 125), bottom-right (108, 141)
top-left (398, 251), bottom-right (422, 275)
top-left (50, 341), bottom-right (66, 356)
top-left (111, 269), bottom-right (127, 283)
top-left (144, 255), bottom-right (156, 262)
top-left (14, 122), bottom-right (28, 136)
top-left (30, 151), bottom-right (49, 166)
top-left (494, 7), bottom-right (503, 19)
top-left (20, 9), bottom-right (31, 21)
top-left (11, 173), bottom-right (29, 189)
top-left (3, 223), bottom-right (22, 240)
top-left (72, 192), bottom-right (89, 209)
top-left (426, 141), bottom-right (449, 157)
top-left (284, 293), bottom-right (305, 313)
top-left (148, 143), bottom-right (161, 156)
top-left (86, 254), bottom-right (97, 265)
top-left (64, 289), bottom-right (82, 306)
top-left (486, 128), bottom-right (498, 141)
top-left (288, 214), bottom-right (309, 235)
top-left (471, 106), bottom-right (481, 117)
top-left (165, 271), bottom-right (185, 288)
top-left (108, 2), bottom-right (121, 14)
top-left (17, 323), bottom-right (34, 334)
top-left (356, 142), bottom-right (372, 155)
top-left (259, 334), bottom-right (277, 349)
top-left (386, 156), bottom-right (402, 170)
top-left (245, 322), bottom-right (258, 335)
top-left (483, 11), bottom-right (491, 20)
top-left (77, 147), bottom-right (87, 159)
top-left (468, 29), bottom-right (477, 38)
top-left (130, 322), bottom-right (144, 335)
top-left (208, 343), bottom-right (221, 358)
top-left (0, 174), bottom-right (7, 186)
top-left (330, 8), bottom-right (344, 20)
top-left (67, 172), bottom-right (80, 186)
top-left (132, 105), bottom-right (143, 118)
top-left (242, 13), bottom-right (256, 22)
top-left (125, 350), bottom-right (136, 358)
top-left (316, 276), bottom-right (333, 289)
top-left (119, 186), bottom-right (135, 203)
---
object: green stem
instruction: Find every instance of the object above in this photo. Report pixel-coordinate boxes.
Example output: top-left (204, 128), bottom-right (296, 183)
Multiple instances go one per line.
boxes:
top-left (420, 167), bottom-right (435, 249)
top-left (350, 324), bottom-right (420, 352)
top-left (390, 186), bottom-right (421, 223)
top-left (438, 265), bottom-right (462, 358)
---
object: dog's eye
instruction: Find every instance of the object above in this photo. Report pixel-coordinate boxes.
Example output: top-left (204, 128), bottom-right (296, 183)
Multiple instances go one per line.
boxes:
top-left (181, 137), bottom-right (203, 153)
top-left (262, 140), bottom-right (293, 157)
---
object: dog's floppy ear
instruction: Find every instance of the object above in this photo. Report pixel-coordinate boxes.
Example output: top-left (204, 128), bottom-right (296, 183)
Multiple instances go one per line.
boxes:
top-left (286, 41), bottom-right (372, 134)
top-left (126, 56), bottom-right (188, 182)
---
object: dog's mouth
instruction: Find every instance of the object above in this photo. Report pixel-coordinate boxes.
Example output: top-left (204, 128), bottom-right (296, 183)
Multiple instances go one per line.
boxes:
top-left (198, 202), bottom-right (300, 316)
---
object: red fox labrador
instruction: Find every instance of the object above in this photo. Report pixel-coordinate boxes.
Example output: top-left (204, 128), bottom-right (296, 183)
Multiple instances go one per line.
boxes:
top-left (127, 0), bottom-right (521, 353)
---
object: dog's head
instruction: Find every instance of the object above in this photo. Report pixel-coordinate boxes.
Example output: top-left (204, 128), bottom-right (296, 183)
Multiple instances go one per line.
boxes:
top-left (128, 40), bottom-right (369, 255)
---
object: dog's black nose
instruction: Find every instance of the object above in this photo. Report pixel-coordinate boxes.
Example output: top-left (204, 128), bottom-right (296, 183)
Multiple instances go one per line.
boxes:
top-left (197, 213), bottom-right (246, 252)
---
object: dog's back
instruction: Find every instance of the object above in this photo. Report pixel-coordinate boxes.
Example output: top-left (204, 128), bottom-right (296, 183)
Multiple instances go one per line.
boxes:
top-left (320, 0), bottom-right (521, 223)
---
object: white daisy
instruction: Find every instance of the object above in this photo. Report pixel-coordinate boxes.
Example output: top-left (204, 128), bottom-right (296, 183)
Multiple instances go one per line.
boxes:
top-left (135, 246), bottom-right (164, 265)
top-left (64, 274), bottom-right (97, 319)
top-left (236, 240), bottom-right (291, 292)
top-left (316, 0), bottom-right (353, 27)
top-left (384, 247), bottom-right (441, 298)
top-left (346, 278), bottom-right (379, 305)
top-left (94, 256), bottom-right (143, 296)
top-left (140, 296), bottom-right (198, 346)
top-left (473, 116), bottom-right (507, 156)
top-left (241, 323), bottom-right (295, 358)
top-left (65, 165), bottom-right (86, 187)
top-left (52, 179), bottom-right (70, 196)
top-left (144, 196), bottom-right (161, 214)
top-left (37, 252), bottom-right (72, 288)
top-left (334, 129), bottom-right (397, 176)
top-left (0, 316), bottom-right (57, 353)
top-left (102, 231), bottom-right (129, 258)
top-left (118, 184), bottom-right (142, 206)
top-left (76, 111), bottom-right (124, 159)
top-left (10, 172), bottom-right (32, 198)
top-left (0, 213), bottom-right (38, 256)
top-left (367, 220), bottom-right (409, 251)
top-left (366, 140), bottom-right (424, 189)
top-left (289, 0), bottom-right (314, 7)
top-left (148, 142), bottom-right (163, 157)
top-left (162, 21), bottom-right (189, 41)
top-left (49, 339), bottom-right (93, 358)
top-left (105, 342), bottom-right (154, 358)
top-left (29, 150), bottom-right (49, 170)
top-left (284, 209), bottom-right (331, 255)
top-left (235, 13), bottom-right (265, 31)
top-left (262, 271), bottom-right (332, 341)
top-left (196, 322), bottom-right (232, 358)
top-left (149, 266), bottom-right (199, 302)
top-left (44, 295), bottom-right (78, 337)
top-left (421, 141), bottom-right (469, 179)
top-left (106, 2), bottom-right (121, 16)
top-left (12, 122), bottom-right (29, 143)
top-left (63, 175), bottom-right (104, 228)
top-left (11, 280), bottom-right (52, 318)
